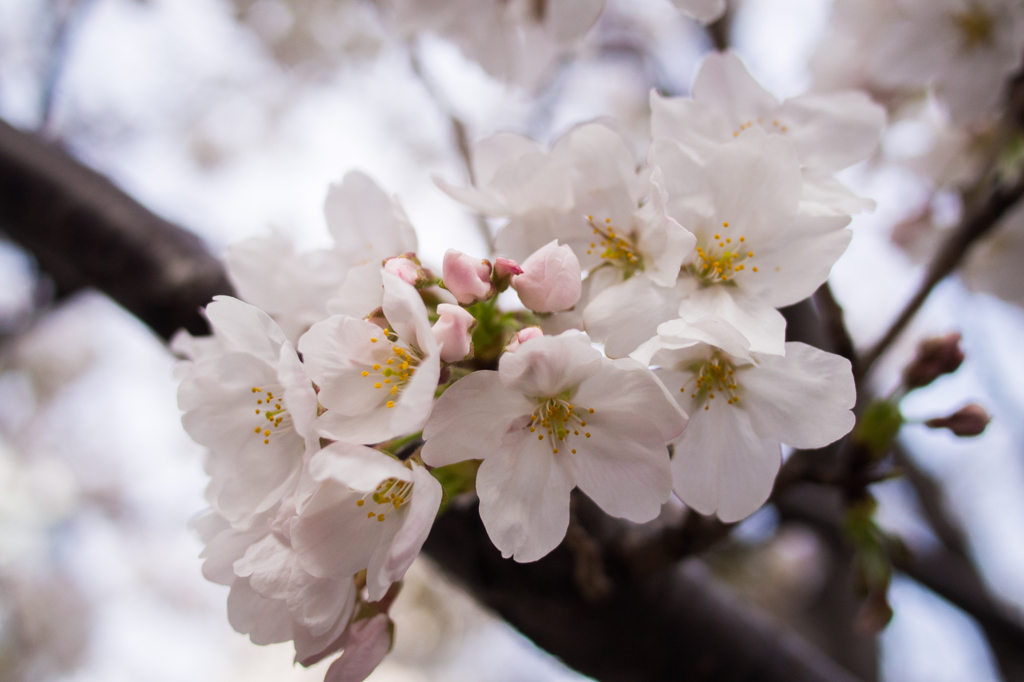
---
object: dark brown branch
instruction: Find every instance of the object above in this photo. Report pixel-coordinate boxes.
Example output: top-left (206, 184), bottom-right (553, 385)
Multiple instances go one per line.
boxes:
top-left (0, 119), bottom-right (232, 339)
top-left (426, 501), bottom-right (863, 682)
top-left (858, 175), bottom-right (1024, 381)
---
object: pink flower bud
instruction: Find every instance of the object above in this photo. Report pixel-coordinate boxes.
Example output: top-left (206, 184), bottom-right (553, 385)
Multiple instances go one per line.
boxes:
top-left (494, 257), bottom-right (523, 279)
top-left (442, 249), bottom-right (493, 304)
top-left (505, 326), bottom-right (543, 353)
top-left (383, 254), bottom-right (425, 286)
top-left (431, 304), bottom-right (476, 362)
top-left (511, 240), bottom-right (582, 313)
top-left (926, 404), bottom-right (990, 437)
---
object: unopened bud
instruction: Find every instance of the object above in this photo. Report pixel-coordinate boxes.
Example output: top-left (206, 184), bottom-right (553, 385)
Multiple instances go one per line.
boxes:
top-left (442, 249), bottom-right (493, 304)
top-left (383, 253), bottom-right (427, 287)
top-left (511, 240), bottom-right (582, 313)
top-left (505, 326), bottom-right (543, 352)
top-left (493, 257), bottom-right (524, 292)
top-left (431, 304), bottom-right (476, 363)
top-left (903, 332), bottom-right (964, 389)
top-left (926, 404), bottom-right (990, 437)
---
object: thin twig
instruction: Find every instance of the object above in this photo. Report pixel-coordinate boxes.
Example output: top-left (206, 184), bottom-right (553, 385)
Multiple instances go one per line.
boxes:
top-left (858, 175), bottom-right (1024, 381)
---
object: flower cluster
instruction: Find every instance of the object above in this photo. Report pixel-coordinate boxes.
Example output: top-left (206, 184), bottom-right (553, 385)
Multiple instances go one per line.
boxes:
top-left (176, 51), bottom-right (871, 680)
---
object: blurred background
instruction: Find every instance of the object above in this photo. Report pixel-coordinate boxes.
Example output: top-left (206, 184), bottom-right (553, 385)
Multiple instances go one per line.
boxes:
top-left (0, 0), bottom-right (1023, 680)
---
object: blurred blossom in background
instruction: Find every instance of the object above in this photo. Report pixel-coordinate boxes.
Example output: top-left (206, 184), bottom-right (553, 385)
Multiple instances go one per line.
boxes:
top-left (0, 0), bottom-right (1023, 680)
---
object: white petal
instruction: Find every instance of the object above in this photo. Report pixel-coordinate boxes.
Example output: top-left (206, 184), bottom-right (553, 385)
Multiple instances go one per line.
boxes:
top-left (287, 570), bottom-right (356, 638)
top-left (206, 296), bottom-right (287, 365)
top-left (309, 443), bottom-right (412, 493)
top-left (201, 524), bottom-right (266, 586)
top-left (368, 463), bottom-right (442, 602)
top-left (227, 577), bottom-right (293, 645)
top-left (670, 401), bottom-right (780, 523)
top-left (565, 408), bottom-right (673, 522)
top-left (677, 287), bottom-right (786, 356)
top-left (291, 483), bottom-right (385, 580)
top-left (421, 371), bottom-right (534, 468)
top-left (279, 342), bottom-right (317, 439)
top-left (382, 271), bottom-right (437, 355)
top-left (498, 330), bottom-right (603, 397)
top-left (583, 276), bottom-right (695, 358)
top-left (740, 342), bottom-right (856, 449)
top-left (325, 171), bottom-right (418, 265)
top-left (574, 359), bottom-right (688, 442)
top-left (778, 90), bottom-right (885, 173)
top-left (327, 262), bottom-right (385, 320)
top-left (472, 132), bottom-right (545, 188)
top-left (477, 428), bottom-right (575, 562)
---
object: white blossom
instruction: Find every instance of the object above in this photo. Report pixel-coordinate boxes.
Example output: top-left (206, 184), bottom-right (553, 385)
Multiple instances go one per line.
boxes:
top-left (633, 317), bottom-right (855, 522)
top-left (299, 272), bottom-right (441, 445)
top-left (291, 442), bottom-right (442, 602)
top-left (421, 331), bottom-right (686, 562)
top-left (651, 51), bottom-right (885, 216)
top-left (178, 297), bottom-right (318, 525)
top-left (650, 129), bottom-right (852, 355)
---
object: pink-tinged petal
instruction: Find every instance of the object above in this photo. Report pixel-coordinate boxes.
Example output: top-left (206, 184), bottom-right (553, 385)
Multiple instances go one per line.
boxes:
top-left (670, 401), bottom-right (780, 523)
top-left (205, 296), bottom-right (288, 365)
top-left (383, 256), bottom-right (423, 286)
top-left (286, 569), bottom-right (356, 638)
top-left (368, 463), bottom-right (442, 601)
top-left (422, 371), bottom-right (535, 468)
top-left (325, 171), bottom-right (418, 265)
top-left (477, 428), bottom-right (575, 562)
top-left (740, 342), bottom-right (856, 449)
top-left (566, 409), bottom-right (672, 522)
top-left (324, 615), bottom-right (393, 682)
top-left (309, 444), bottom-right (411, 492)
top-left (505, 326), bottom-right (544, 353)
top-left (279, 342), bottom-right (317, 439)
top-left (382, 271), bottom-right (437, 355)
top-left (583, 275), bottom-right (694, 358)
top-left (498, 331), bottom-right (602, 398)
top-left (676, 287), bottom-right (786, 356)
top-left (226, 578), bottom-right (293, 645)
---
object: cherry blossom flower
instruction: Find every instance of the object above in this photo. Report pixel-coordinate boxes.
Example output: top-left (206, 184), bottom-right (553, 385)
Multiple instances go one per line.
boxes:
top-left (291, 442), bottom-right (442, 602)
top-left (650, 129), bottom-right (852, 355)
top-left (226, 172), bottom-right (419, 342)
top-left (178, 297), bottom-right (318, 525)
top-left (651, 51), bottom-right (885, 216)
top-left (422, 331), bottom-right (686, 562)
top-left (198, 504), bottom-right (359, 666)
top-left (633, 317), bottom-right (855, 522)
top-left (299, 272), bottom-right (441, 444)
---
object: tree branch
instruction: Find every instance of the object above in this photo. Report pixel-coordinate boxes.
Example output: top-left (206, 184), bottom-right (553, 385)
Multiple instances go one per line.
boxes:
top-left (0, 119), bottom-right (233, 339)
top-left (858, 175), bottom-right (1024, 381)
